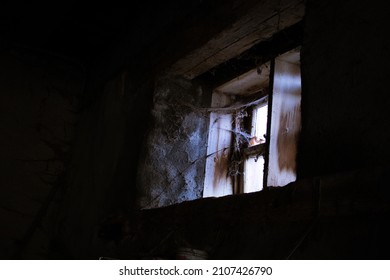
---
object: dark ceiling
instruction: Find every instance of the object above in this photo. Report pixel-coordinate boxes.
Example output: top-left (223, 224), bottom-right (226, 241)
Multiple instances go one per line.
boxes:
top-left (1, 1), bottom-right (136, 64)
top-left (0, 0), bottom-right (203, 66)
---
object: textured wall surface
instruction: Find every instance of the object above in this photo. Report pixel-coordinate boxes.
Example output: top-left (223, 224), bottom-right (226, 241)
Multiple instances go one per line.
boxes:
top-left (136, 77), bottom-right (209, 209)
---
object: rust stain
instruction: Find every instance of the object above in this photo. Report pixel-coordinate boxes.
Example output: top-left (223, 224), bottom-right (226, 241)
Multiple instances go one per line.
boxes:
top-left (212, 149), bottom-right (230, 188)
top-left (277, 104), bottom-right (301, 172)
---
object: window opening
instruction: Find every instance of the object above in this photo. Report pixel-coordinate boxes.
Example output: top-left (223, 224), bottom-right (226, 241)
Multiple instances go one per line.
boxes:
top-left (203, 48), bottom-right (301, 198)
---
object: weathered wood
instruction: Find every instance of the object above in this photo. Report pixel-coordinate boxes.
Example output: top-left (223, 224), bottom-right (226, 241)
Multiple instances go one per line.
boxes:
top-left (214, 63), bottom-right (270, 96)
top-left (243, 143), bottom-right (266, 157)
top-left (168, 0), bottom-right (305, 79)
top-left (201, 20), bottom-right (304, 88)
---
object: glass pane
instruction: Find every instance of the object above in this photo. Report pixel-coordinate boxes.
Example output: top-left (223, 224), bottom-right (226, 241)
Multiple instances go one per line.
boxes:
top-left (251, 104), bottom-right (268, 146)
top-left (243, 155), bottom-right (265, 193)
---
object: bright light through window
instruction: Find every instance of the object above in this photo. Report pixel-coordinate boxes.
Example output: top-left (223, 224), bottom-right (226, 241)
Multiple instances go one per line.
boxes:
top-left (243, 104), bottom-right (268, 193)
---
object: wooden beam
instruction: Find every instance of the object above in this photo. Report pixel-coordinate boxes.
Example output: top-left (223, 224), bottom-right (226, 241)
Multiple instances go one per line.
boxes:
top-left (168, 0), bottom-right (305, 80)
top-left (200, 20), bottom-right (304, 88)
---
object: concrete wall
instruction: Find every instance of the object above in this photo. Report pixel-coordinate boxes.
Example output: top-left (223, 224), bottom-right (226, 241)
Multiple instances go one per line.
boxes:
top-left (136, 77), bottom-right (209, 209)
top-left (0, 44), bottom-right (84, 259)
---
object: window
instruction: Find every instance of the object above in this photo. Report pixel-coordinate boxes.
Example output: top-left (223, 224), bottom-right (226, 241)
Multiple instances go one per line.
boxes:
top-left (203, 49), bottom-right (301, 197)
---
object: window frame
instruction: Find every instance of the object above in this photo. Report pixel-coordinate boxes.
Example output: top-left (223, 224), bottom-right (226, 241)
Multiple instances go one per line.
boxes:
top-left (203, 47), bottom-right (302, 198)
